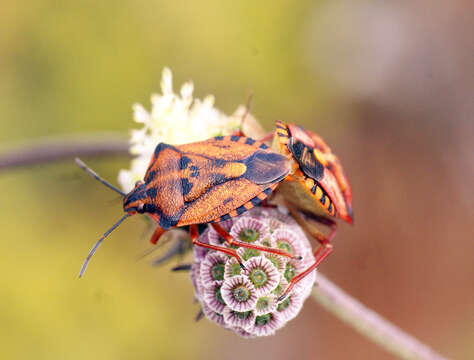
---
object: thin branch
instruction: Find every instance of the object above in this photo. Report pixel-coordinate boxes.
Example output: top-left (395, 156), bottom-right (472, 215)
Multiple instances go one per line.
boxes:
top-left (0, 134), bottom-right (129, 171)
top-left (311, 274), bottom-right (447, 360)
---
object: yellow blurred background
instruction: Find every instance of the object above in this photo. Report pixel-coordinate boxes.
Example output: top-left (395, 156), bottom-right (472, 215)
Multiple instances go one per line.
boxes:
top-left (1, 1), bottom-right (472, 359)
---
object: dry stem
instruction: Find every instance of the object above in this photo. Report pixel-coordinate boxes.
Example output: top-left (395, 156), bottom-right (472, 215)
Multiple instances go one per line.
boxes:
top-left (312, 274), bottom-right (447, 360)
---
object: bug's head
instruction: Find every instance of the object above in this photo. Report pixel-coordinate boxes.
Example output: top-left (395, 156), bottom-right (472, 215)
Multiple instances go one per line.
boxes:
top-left (75, 158), bottom-right (158, 278)
top-left (274, 122), bottom-right (354, 224)
top-left (123, 180), bottom-right (152, 215)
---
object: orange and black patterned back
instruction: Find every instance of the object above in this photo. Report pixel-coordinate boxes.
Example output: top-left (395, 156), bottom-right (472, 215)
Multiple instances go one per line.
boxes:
top-left (143, 136), bottom-right (291, 229)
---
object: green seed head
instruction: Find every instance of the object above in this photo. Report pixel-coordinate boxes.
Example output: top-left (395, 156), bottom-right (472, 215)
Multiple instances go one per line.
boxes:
top-left (256, 297), bottom-right (270, 311)
top-left (250, 268), bottom-right (268, 288)
top-left (232, 285), bottom-right (250, 302)
top-left (277, 297), bottom-right (291, 311)
top-left (241, 248), bottom-right (260, 261)
top-left (255, 313), bottom-right (272, 326)
top-left (267, 255), bottom-right (282, 270)
top-left (284, 263), bottom-right (296, 282)
top-left (272, 283), bottom-right (284, 296)
top-left (277, 240), bottom-right (293, 254)
top-left (239, 228), bottom-right (259, 243)
top-left (211, 263), bottom-right (225, 281)
top-left (229, 263), bottom-right (242, 276)
top-left (232, 310), bottom-right (252, 320)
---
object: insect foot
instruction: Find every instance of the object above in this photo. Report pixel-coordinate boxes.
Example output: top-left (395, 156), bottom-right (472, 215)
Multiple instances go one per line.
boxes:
top-left (190, 207), bottom-right (317, 337)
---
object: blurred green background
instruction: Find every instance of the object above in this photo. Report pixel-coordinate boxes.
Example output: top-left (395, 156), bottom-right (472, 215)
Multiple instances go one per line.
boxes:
top-left (1, 1), bottom-right (472, 359)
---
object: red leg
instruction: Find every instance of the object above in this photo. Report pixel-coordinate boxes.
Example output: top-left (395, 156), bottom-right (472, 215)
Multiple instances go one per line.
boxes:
top-left (211, 223), bottom-right (302, 260)
top-left (189, 225), bottom-right (246, 269)
top-left (150, 226), bottom-right (167, 245)
top-left (278, 204), bottom-right (338, 301)
top-left (278, 242), bottom-right (333, 301)
top-left (259, 199), bottom-right (277, 208)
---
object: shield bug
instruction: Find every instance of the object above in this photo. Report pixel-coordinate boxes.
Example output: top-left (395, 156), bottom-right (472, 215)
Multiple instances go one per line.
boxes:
top-left (270, 121), bottom-right (353, 299)
top-left (76, 135), bottom-right (302, 277)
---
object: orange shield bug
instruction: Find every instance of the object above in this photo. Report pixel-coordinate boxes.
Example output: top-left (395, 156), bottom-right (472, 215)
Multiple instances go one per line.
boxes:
top-left (76, 135), bottom-right (302, 277)
top-left (270, 121), bottom-right (354, 299)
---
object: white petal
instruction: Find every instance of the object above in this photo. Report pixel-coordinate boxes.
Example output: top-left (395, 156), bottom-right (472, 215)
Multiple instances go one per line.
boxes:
top-left (160, 67), bottom-right (173, 94)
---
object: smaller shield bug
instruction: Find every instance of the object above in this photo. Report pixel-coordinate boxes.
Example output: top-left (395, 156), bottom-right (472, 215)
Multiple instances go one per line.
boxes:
top-left (271, 121), bottom-right (353, 299)
top-left (76, 135), bottom-right (302, 277)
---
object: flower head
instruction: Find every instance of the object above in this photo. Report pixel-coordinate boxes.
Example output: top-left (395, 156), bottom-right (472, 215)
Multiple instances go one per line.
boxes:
top-left (190, 207), bottom-right (317, 337)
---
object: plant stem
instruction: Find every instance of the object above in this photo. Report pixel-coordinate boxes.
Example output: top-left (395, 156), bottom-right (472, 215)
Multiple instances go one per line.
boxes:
top-left (311, 274), bottom-right (447, 360)
top-left (0, 134), bottom-right (129, 171)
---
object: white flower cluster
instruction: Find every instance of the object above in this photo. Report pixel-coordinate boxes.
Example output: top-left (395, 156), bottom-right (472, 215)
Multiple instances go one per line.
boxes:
top-left (118, 68), bottom-right (251, 193)
top-left (191, 208), bottom-right (317, 337)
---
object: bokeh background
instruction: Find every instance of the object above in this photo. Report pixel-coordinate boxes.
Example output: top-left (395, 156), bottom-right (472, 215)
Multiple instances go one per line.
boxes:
top-left (1, 1), bottom-right (472, 359)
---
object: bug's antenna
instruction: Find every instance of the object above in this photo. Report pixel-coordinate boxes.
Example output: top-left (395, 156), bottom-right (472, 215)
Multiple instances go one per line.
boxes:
top-left (75, 157), bottom-right (126, 197)
top-left (78, 213), bottom-right (130, 278)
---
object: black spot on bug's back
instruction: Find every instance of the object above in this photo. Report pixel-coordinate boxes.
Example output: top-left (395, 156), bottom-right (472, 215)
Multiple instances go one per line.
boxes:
top-left (143, 203), bottom-right (156, 213)
top-left (159, 213), bottom-right (180, 230)
top-left (220, 214), bottom-right (231, 222)
top-left (181, 178), bottom-right (193, 196)
top-left (190, 165), bottom-right (200, 177)
top-left (223, 197), bottom-right (233, 205)
top-left (275, 124), bottom-right (286, 130)
top-left (311, 184), bottom-right (317, 194)
top-left (263, 187), bottom-right (273, 196)
top-left (250, 196), bottom-right (262, 207)
top-left (328, 202), bottom-right (332, 213)
top-left (180, 156), bottom-right (192, 170)
top-left (236, 205), bottom-right (247, 215)
top-left (214, 136), bottom-right (224, 141)
top-left (211, 173), bottom-right (228, 186)
top-left (213, 159), bottom-right (226, 168)
top-left (153, 205), bottom-right (182, 230)
top-left (245, 138), bottom-right (256, 145)
top-left (259, 143), bottom-right (268, 149)
top-left (154, 142), bottom-right (176, 158)
top-left (147, 187), bottom-right (158, 199)
top-left (230, 135), bottom-right (240, 142)
top-left (145, 170), bottom-right (157, 183)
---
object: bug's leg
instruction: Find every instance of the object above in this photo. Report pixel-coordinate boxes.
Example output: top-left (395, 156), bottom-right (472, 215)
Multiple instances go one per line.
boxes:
top-left (189, 224), bottom-right (246, 269)
top-left (211, 223), bottom-right (301, 260)
top-left (259, 199), bottom-right (277, 208)
top-left (278, 204), bottom-right (337, 301)
top-left (150, 226), bottom-right (167, 245)
top-left (195, 308), bottom-right (204, 322)
top-left (171, 264), bottom-right (192, 271)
